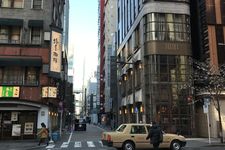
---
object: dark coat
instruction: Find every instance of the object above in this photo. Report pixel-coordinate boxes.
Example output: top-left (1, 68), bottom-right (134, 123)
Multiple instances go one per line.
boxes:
top-left (146, 124), bottom-right (162, 144)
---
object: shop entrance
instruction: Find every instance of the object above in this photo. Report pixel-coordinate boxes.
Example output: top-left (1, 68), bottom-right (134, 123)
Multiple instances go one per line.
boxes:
top-left (0, 111), bottom-right (38, 140)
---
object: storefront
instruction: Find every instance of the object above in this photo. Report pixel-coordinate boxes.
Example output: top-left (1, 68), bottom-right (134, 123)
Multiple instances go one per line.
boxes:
top-left (0, 100), bottom-right (41, 140)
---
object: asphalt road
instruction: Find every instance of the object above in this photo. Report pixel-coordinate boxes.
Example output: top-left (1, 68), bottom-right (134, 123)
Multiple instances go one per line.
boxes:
top-left (35, 124), bottom-right (225, 150)
top-left (41, 124), bottom-right (116, 150)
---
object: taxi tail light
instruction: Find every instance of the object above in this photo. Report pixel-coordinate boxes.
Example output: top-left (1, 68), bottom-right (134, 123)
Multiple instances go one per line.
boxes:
top-left (107, 134), bottom-right (112, 142)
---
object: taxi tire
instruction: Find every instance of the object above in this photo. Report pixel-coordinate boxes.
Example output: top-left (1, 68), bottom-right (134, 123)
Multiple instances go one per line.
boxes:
top-left (122, 141), bottom-right (135, 150)
top-left (170, 140), bottom-right (181, 150)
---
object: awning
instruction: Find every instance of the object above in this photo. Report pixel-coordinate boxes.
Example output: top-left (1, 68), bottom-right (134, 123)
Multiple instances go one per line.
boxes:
top-left (28, 20), bottom-right (44, 28)
top-left (0, 18), bottom-right (23, 26)
top-left (0, 56), bottom-right (42, 66)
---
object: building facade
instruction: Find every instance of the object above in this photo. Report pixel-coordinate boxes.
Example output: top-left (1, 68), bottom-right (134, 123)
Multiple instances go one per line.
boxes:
top-left (0, 0), bottom-right (67, 139)
top-left (103, 0), bottom-right (118, 128)
top-left (98, 0), bottom-right (106, 123)
top-left (117, 0), bottom-right (193, 135)
top-left (191, 0), bottom-right (225, 138)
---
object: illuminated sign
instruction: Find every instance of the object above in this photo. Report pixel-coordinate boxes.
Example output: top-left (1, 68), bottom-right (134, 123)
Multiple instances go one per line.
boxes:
top-left (42, 86), bottom-right (57, 98)
top-left (0, 86), bottom-right (20, 98)
top-left (50, 30), bottom-right (62, 73)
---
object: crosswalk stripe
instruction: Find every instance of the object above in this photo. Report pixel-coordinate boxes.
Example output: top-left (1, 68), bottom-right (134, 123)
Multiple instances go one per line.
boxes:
top-left (87, 141), bottom-right (95, 147)
top-left (74, 141), bottom-right (82, 147)
top-left (61, 142), bottom-right (69, 148)
top-left (46, 144), bottom-right (55, 149)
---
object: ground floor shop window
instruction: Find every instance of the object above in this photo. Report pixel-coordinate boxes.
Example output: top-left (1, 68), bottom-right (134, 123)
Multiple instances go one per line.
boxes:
top-left (0, 111), bottom-right (37, 140)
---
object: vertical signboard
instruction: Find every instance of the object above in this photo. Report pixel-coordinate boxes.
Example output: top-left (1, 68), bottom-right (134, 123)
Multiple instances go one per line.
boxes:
top-left (50, 30), bottom-right (62, 74)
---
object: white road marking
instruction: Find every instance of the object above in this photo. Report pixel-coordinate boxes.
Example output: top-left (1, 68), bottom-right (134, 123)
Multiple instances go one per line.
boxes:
top-left (67, 132), bottom-right (73, 143)
top-left (46, 144), bottom-right (55, 149)
top-left (87, 141), bottom-right (95, 147)
top-left (99, 141), bottom-right (103, 147)
top-left (74, 141), bottom-right (82, 147)
top-left (61, 142), bottom-right (69, 148)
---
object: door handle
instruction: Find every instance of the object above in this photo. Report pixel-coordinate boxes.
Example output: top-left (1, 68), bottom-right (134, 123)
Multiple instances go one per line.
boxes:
top-left (131, 136), bottom-right (135, 138)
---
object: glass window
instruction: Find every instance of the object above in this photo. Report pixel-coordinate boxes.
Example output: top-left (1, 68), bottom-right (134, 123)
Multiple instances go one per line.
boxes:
top-left (3, 67), bottom-right (23, 85)
top-left (31, 27), bottom-right (41, 45)
top-left (1, 0), bottom-right (23, 8)
top-left (11, 27), bottom-right (20, 44)
top-left (116, 124), bottom-right (127, 132)
top-left (144, 13), bottom-right (190, 42)
top-left (0, 26), bottom-right (21, 44)
top-left (14, 0), bottom-right (23, 8)
top-left (0, 26), bottom-right (9, 43)
top-left (130, 125), bottom-right (146, 134)
top-left (33, 0), bottom-right (42, 9)
top-left (25, 67), bottom-right (37, 85)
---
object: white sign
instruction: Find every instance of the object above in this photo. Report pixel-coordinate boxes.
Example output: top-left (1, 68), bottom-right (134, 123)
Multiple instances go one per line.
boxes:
top-left (11, 112), bottom-right (18, 121)
top-left (203, 104), bottom-right (208, 114)
top-left (12, 124), bottom-right (21, 136)
top-left (50, 31), bottom-right (62, 73)
top-left (24, 122), bottom-right (34, 135)
top-left (48, 87), bottom-right (57, 98)
top-left (42, 87), bottom-right (57, 98)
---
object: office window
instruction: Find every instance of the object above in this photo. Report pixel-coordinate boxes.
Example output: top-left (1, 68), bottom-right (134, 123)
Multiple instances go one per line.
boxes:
top-left (30, 27), bottom-right (41, 44)
top-left (0, 26), bottom-right (21, 44)
top-left (25, 67), bottom-right (38, 85)
top-left (0, 0), bottom-right (23, 8)
top-left (0, 67), bottom-right (39, 85)
top-left (2, 67), bottom-right (24, 85)
top-left (32, 0), bottom-right (42, 9)
top-left (11, 26), bottom-right (20, 44)
top-left (0, 26), bottom-right (9, 43)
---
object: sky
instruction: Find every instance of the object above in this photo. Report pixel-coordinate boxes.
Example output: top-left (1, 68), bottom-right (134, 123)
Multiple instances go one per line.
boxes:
top-left (69, 0), bottom-right (99, 90)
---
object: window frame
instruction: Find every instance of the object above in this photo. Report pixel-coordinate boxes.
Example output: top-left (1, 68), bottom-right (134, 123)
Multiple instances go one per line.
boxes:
top-left (0, 0), bottom-right (24, 8)
top-left (30, 27), bottom-right (41, 45)
top-left (31, 0), bottom-right (43, 9)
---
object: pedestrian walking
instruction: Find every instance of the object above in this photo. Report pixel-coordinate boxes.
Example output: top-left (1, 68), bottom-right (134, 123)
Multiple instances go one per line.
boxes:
top-left (37, 122), bottom-right (49, 146)
top-left (146, 121), bottom-right (163, 150)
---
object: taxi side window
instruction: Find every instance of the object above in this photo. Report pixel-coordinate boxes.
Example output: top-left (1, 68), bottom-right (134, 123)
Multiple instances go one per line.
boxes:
top-left (130, 125), bottom-right (146, 134)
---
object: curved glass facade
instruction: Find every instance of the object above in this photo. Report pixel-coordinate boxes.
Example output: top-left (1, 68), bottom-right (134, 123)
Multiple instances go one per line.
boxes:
top-left (144, 55), bottom-right (193, 135)
top-left (144, 13), bottom-right (190, 42)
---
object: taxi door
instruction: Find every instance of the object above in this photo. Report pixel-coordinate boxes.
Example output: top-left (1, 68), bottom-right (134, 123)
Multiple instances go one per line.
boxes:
top-left (129, 125), bottom-right (150, 149)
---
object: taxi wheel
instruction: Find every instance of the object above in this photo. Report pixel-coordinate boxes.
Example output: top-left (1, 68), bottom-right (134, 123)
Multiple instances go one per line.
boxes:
top-left (122, 141), bottom-right (135, 150)
top-left (170, 140), bottom-right (181, 150)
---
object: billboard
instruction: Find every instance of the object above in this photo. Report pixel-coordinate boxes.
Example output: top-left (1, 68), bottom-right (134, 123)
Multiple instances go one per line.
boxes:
top-left (50, 30), bottom-right (62, 73)
top-left (0, 86), bottom-right (20, 98)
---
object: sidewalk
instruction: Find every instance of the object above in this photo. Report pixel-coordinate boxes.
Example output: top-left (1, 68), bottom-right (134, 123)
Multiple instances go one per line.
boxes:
top-left (0, 130), bottom-right (69, 150)
top-left (186, 138), bottom-right (225, 148)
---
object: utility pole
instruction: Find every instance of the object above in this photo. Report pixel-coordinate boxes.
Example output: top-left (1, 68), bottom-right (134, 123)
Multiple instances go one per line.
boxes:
top-left (84, 88), bottom-right (87, 116)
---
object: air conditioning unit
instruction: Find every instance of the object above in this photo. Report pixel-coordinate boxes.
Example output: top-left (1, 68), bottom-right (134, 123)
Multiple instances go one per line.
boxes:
top-left (44, 32), bottom-right (50, 41)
